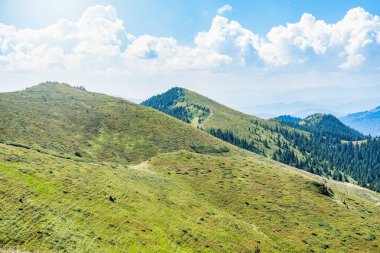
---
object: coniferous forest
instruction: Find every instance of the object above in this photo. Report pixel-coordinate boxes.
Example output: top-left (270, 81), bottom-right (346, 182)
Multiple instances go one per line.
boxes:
top-left (209, 125), bottom-right (380, 192)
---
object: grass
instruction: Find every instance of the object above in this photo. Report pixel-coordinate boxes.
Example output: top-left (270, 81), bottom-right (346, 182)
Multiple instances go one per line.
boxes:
top-left (0, 83), bottom-right (238, 165)
top-left (1, 83), bottom-right (380, 252)
top-left (0, 144), bottom-right (271, 252)
top-left (0, 144), bottom-right (379, 252)
top-left (177, 88), bottom-right (309, 157)
top-left (148, 151), bottom-right (380, 252)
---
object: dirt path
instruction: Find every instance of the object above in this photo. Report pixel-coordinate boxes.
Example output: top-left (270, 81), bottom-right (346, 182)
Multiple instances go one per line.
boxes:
top-left (200, 109), bottom-right (213, 127)
top-left (129, 160), bottom-right (149, 170)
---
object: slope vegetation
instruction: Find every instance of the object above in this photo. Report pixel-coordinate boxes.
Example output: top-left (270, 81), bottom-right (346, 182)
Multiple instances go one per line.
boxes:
top-left (142, 87), bottom-right (305, 156)
top-left (299, 114), bottom-right (365, 140)
top-left (0, 83), bottom-right (235, 165)
top-left (1, 144), bottom-right (380, 252)
top-left (1, 84), bottom-right (380, 252)
top-left (142, 88), bottom-right (380, 192)
top-left (276, 114), bottom-right (365, 141)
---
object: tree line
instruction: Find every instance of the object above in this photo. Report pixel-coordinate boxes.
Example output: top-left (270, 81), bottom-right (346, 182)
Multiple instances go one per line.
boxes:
top-left (209, 126), bottom-right (380, 192)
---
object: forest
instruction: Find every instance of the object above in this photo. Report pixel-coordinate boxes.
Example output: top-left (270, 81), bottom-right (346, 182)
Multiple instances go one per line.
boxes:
top-left (209, 125), bottom-right (380, 192)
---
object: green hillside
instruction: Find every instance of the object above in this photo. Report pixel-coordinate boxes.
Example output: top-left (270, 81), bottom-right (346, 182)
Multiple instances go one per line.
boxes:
top-left (0, 83), bottom-right (235, 165)
top-left (1, 83), bottom-right (380, 252)
top-left (1, 143), bottom-right (380, 252)
top-left (299, 114), bottom-right (365, 141)
top-left (142, 88), bottom-right (380, 192)
top-left (142, 87), bottom-right (305, 156)
top-left (274, 113), bottom-right (365, 141)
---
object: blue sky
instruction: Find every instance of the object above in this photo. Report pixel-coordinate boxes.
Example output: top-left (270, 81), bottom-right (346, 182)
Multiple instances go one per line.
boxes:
top-left (0, 0), bottom-right (380, 117)
top-left (1, 0), bottom-right (379, 40)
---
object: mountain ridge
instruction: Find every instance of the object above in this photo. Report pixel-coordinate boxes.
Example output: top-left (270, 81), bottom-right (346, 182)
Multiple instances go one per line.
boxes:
top-left (275, 113), bottom-right (366, 141)
top-left (143, 87), bottom-right (380, 192)
top-left (0, 82), bottom-right (237, 165)
top-left (341, 106), bottom-right (380, 136)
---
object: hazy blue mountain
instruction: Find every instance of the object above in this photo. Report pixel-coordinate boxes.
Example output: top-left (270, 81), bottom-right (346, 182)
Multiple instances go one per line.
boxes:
top-left (341, 106), bottom-right (380, 136)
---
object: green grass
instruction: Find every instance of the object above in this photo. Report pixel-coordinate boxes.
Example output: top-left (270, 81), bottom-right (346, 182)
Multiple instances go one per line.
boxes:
top-left (182, 89), bottom-right (308, 156)
top-left (148, 151), bottom-right (380, 252)
top-left (0, 144), bottom-right (379, 252)
top-left (0, 83), bottom-right (237, 165)
top-left (0, 144), bottom-right (271, 252)
top-left (1, 83), bottom-right (380, 252)
top-left (141, 87), bottom-right (305, 156)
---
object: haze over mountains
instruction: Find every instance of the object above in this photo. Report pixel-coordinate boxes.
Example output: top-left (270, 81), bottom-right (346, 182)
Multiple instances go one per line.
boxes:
top-left (341, 106), bottom-right (380, 137)
top-left (247, 102), bottom-right (380, 136)
top-left (243, 85), bottom-right (380, 120)
top-left (1, 82), bottom-right (380, 252)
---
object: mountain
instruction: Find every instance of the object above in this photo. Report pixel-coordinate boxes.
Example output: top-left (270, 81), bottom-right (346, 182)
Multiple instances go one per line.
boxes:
top-left (143, 88), bottom-right (380, 192)
top-left (276, 113), bottom-right (365, 141)
top-left (341, 106), bottom-right (380, 136)
top-left (142, 87), bottom-right (305, 156)
top-left (276, 115), bottom-right (302, 123)
top-left (1, 83), bottom-right (380, 252)
top-left (0, 82), bottom-right (236, 165)
top-left (1, 134), bottom-right (380, 252)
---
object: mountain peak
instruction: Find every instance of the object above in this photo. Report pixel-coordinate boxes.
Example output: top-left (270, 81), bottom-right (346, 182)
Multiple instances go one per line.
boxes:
top-left (301, 113), bottom-right (334, 124)
top-left (275, 115), bottom-right (302, 123)
top-left (26, 82), bottom-right (87, 93)
top-left (28, 81), bottom-right (71, 89)
top-left (297, 113), bottom-right (365, 140)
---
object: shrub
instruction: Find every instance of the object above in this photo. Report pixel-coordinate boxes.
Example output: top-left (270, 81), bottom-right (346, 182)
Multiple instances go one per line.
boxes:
top-left (311, 181), bottom-right (334, 197)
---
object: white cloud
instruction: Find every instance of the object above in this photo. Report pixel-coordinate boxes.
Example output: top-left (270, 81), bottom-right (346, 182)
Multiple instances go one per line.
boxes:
top-left (255, 13), bottom-right (332, 65)
top-left (74, 5), bottom-right (126, 56)
top-left (255, 7), bottom-right (380, 69)
top-left (332, 7), bottom-right (380, 69)
top-left (217, 4), bottom-right (232, 15)
top-left (194, 15), bottom-right (259, 66)
top-left (0, 5), bottom-right (128, 71)
top-left (0, 5), bottom-right (379, 74)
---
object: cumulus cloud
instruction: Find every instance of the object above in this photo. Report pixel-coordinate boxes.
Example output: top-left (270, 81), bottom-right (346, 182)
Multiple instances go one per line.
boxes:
top-left (0, 5), bottom-right (379, 74)
top-left (0, 5), bottom-right (128, 71)
top-left (194, 15), bottom-right (259, 66)
top-left (255, 7), bottom-right (380, 69)
top-left (217, 4), bottom-right (232, 15)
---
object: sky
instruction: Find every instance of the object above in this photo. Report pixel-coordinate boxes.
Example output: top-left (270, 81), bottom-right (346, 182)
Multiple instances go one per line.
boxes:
top-left (0, 0), bottom-right (380, 117)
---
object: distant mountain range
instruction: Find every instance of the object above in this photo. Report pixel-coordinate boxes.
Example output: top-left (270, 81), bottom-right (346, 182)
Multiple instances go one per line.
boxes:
top-left (341, 106), bottom-right (380, 136)
top-left (245, 102), bottom-right (341, 119)
top-left (255, 104), bottom-right (380, 137)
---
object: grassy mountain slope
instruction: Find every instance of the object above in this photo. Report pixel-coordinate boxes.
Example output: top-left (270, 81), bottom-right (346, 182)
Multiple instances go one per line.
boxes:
top-left (142, 88), bottom-right (380, 192)
top-left (341, 106), bottom-right (380, 136)
top-left (0, 83), bottom-right (236, 165)
top-left (2, 84), bottom-right (380, 252)
top-left (142, 87), bottom-right (306, 156)
top-left (1, 143), bottom-right (380, 252)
